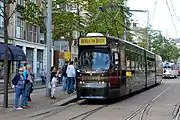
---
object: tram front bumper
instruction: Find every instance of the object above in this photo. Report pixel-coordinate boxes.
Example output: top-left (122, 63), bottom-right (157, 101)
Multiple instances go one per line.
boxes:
top-left (77, 83), bottom-right (108, 99)
top-left (78, 87), bottom-right (108, 99)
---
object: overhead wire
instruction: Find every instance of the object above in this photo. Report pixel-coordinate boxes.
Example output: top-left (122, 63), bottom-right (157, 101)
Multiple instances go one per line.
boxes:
top-left (151, 0), bottom-right (158, 25)
top-left (168, 0), bottom-right (178, 20)
top-left (165, 0), bottom-right (178, 36)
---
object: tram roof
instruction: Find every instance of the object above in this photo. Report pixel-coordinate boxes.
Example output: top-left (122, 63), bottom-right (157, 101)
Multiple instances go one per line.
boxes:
top-left (80, 33), bottom-right (160, 57)
top-left (106, 36), bottom-right (157, 56)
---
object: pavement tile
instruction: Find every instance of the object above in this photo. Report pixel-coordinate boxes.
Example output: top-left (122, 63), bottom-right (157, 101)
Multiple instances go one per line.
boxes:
top-left (0, 86), bottom-right (75, 120)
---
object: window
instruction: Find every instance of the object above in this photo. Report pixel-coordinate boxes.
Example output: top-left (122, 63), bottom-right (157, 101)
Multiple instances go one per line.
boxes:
top-left (33, 26), bottom-right (37, 42)
top-left (28, 24), bottom-right (33, 41)
top-left (37, 50), bottom-right (43, 78)
top-left (17, 0), bottom-right (25, 6)
top-left (79, 51), bottom-right (110, 71)
top-left (30, 0), bottom-right (36, 4)
top-left (26, 48), bottom-right (34, 69)
top-left (16, 17), bottom-right (24, 38)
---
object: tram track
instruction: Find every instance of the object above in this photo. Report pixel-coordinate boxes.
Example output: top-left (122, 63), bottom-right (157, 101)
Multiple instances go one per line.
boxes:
top-left (172, 103), bottom-right (180, 120)
top-left (26, 83), bottom-right (174, 120)
top-left (124, 84), bottom-right (174, 120)
top-left (68, 105), bottom-right (108, 120)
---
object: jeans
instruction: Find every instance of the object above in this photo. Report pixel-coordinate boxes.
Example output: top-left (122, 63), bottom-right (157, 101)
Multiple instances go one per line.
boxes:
top-left (67, 77), bottom-right (75, 93)
top-left (62, 76), bottom-right (67, 92)
top-left (59, 77), bottom-right (62, 84)
top-left (22, 83), bottom-right (31, 106)
top-left (15, 87), bottom-right (24, 108)
top-left (41, 76), bottom-right (46, 84)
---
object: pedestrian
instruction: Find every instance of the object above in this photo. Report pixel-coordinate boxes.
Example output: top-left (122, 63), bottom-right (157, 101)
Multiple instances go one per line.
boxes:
top-left (61, 61), bottom-right (68, 92)
top-left (66, 61), bottom-right (76, 94)
top-left (22, 64), bottom-right (32, 108)
top-left (57, 68), bottom-right (62, 84)
top-left (50, 66), bottom-right (58, 99)
top-left (41, 69), bottom-right (46, 85)
top-left (28, 69), bottom-right (35, 102)
top-left (12, 67), bottom-right (25, 110)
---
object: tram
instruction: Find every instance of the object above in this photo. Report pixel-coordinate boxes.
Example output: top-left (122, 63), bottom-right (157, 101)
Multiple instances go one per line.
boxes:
top-left (76, 33), bottom-right (163, 99)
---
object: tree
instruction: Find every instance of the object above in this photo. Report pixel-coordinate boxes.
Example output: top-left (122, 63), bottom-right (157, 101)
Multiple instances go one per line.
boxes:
top-left (150, 32), bottom-right (180, 62)
top-left (1, 0), bottom-right (16, 108)
top-left (132, 26), bottom-right (180, 62)
top-left (84, 0), bottom-right (132, 40)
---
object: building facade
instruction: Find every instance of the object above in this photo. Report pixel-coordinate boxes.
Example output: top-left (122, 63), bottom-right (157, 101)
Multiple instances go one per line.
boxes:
top-left (0, 0), bottom-right (51, 80)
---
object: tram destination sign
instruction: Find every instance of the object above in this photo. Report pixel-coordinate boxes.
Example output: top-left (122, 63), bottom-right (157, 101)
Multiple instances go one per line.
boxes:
top-left (79, 37), bottom-right (107, 46)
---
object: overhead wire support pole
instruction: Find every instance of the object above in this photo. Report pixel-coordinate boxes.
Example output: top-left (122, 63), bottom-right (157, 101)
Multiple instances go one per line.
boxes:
top-left (123, 0), bottom-right (127, 41)
top-left (129, 10), bottom-right (150, 50)
top-left (46, 0), bottom-right (52, 97)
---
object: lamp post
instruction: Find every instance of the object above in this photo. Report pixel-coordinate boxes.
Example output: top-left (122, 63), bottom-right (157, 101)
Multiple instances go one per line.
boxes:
top-left (129, 10), bottom-right (150, 50)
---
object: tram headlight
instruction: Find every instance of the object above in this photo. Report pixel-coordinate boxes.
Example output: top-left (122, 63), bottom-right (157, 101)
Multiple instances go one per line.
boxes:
top-left (98, 81), bottom-right (105, 84)
top-left (80, 81), bottom-right (85, 84)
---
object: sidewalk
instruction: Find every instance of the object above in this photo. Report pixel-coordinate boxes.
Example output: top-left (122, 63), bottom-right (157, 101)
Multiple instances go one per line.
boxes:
top-left (0, 86), bottom-right (76, 120)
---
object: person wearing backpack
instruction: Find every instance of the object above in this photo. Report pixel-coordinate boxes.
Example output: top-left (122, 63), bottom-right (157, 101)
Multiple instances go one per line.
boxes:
top-left (12, 67), bottom-right (25, 110)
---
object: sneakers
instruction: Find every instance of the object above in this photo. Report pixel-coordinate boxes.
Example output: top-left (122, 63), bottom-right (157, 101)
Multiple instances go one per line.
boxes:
top-left (51, 96), bottom-right (56, 99)
top-left (22, 105), bottom-right (31, 109)
top-left (15, 107), bottom-right (23, 110)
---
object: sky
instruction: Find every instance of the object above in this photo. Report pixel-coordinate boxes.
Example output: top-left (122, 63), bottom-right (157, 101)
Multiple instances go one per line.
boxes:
top-left (127, 0), bottom-right (180, 39)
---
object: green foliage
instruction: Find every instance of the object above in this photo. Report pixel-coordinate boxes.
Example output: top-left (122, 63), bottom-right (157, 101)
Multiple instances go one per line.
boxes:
top-left (151, 34), bottom-right (180, 62)
top-left (84, 0), bottom-right (131, 39)
top-left (52, 0), bottom-right (86, 40)
top-left (20, 0), bottom-right (45, 27)
top-left (134, 26), bottom-right (180, 62)
top-left (21, 0), bottom-right (131, 41)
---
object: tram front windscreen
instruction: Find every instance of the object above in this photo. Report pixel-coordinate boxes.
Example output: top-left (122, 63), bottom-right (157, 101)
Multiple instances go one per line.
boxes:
top-left (78, 50), bottom-right (110, 71)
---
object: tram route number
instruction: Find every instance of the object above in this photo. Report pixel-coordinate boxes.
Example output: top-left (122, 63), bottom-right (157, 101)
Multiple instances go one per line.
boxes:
top-left (79, 37), bottom-right (107, 45)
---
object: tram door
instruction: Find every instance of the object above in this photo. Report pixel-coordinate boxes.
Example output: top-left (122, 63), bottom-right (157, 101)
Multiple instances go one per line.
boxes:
top-left (110, 51), bottom-right (126, 96)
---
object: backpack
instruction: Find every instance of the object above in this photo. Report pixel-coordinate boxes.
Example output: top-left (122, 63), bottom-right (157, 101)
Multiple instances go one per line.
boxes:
top-left (12, 74), bottom-right (21, 85)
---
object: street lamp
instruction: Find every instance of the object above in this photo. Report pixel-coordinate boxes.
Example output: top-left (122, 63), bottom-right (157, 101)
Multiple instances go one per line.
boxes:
top-left (129, 10), bottom-right (150, 50)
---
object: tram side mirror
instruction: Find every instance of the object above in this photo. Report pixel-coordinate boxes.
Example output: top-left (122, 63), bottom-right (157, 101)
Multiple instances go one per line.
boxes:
top-left (115, 59), bottom-right (119, 65)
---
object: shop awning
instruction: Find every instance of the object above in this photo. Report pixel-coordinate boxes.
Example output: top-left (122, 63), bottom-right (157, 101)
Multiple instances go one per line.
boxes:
top-left (0, 43), bottom-right (26, 61)
top-left (8, 44), bottom-right (26, 61)
top-left (0, 43), bottom-right (12, 61)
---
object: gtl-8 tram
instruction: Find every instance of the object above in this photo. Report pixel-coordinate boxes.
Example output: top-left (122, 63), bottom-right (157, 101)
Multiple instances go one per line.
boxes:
top-left (76, 33), bottom-right (163, 99)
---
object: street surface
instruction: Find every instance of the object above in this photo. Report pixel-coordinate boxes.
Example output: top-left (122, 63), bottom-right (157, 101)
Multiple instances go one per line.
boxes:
top-left (25, 78), bottom-right (180, 120)
top-left (1, 78), bottom-right (180, 120)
